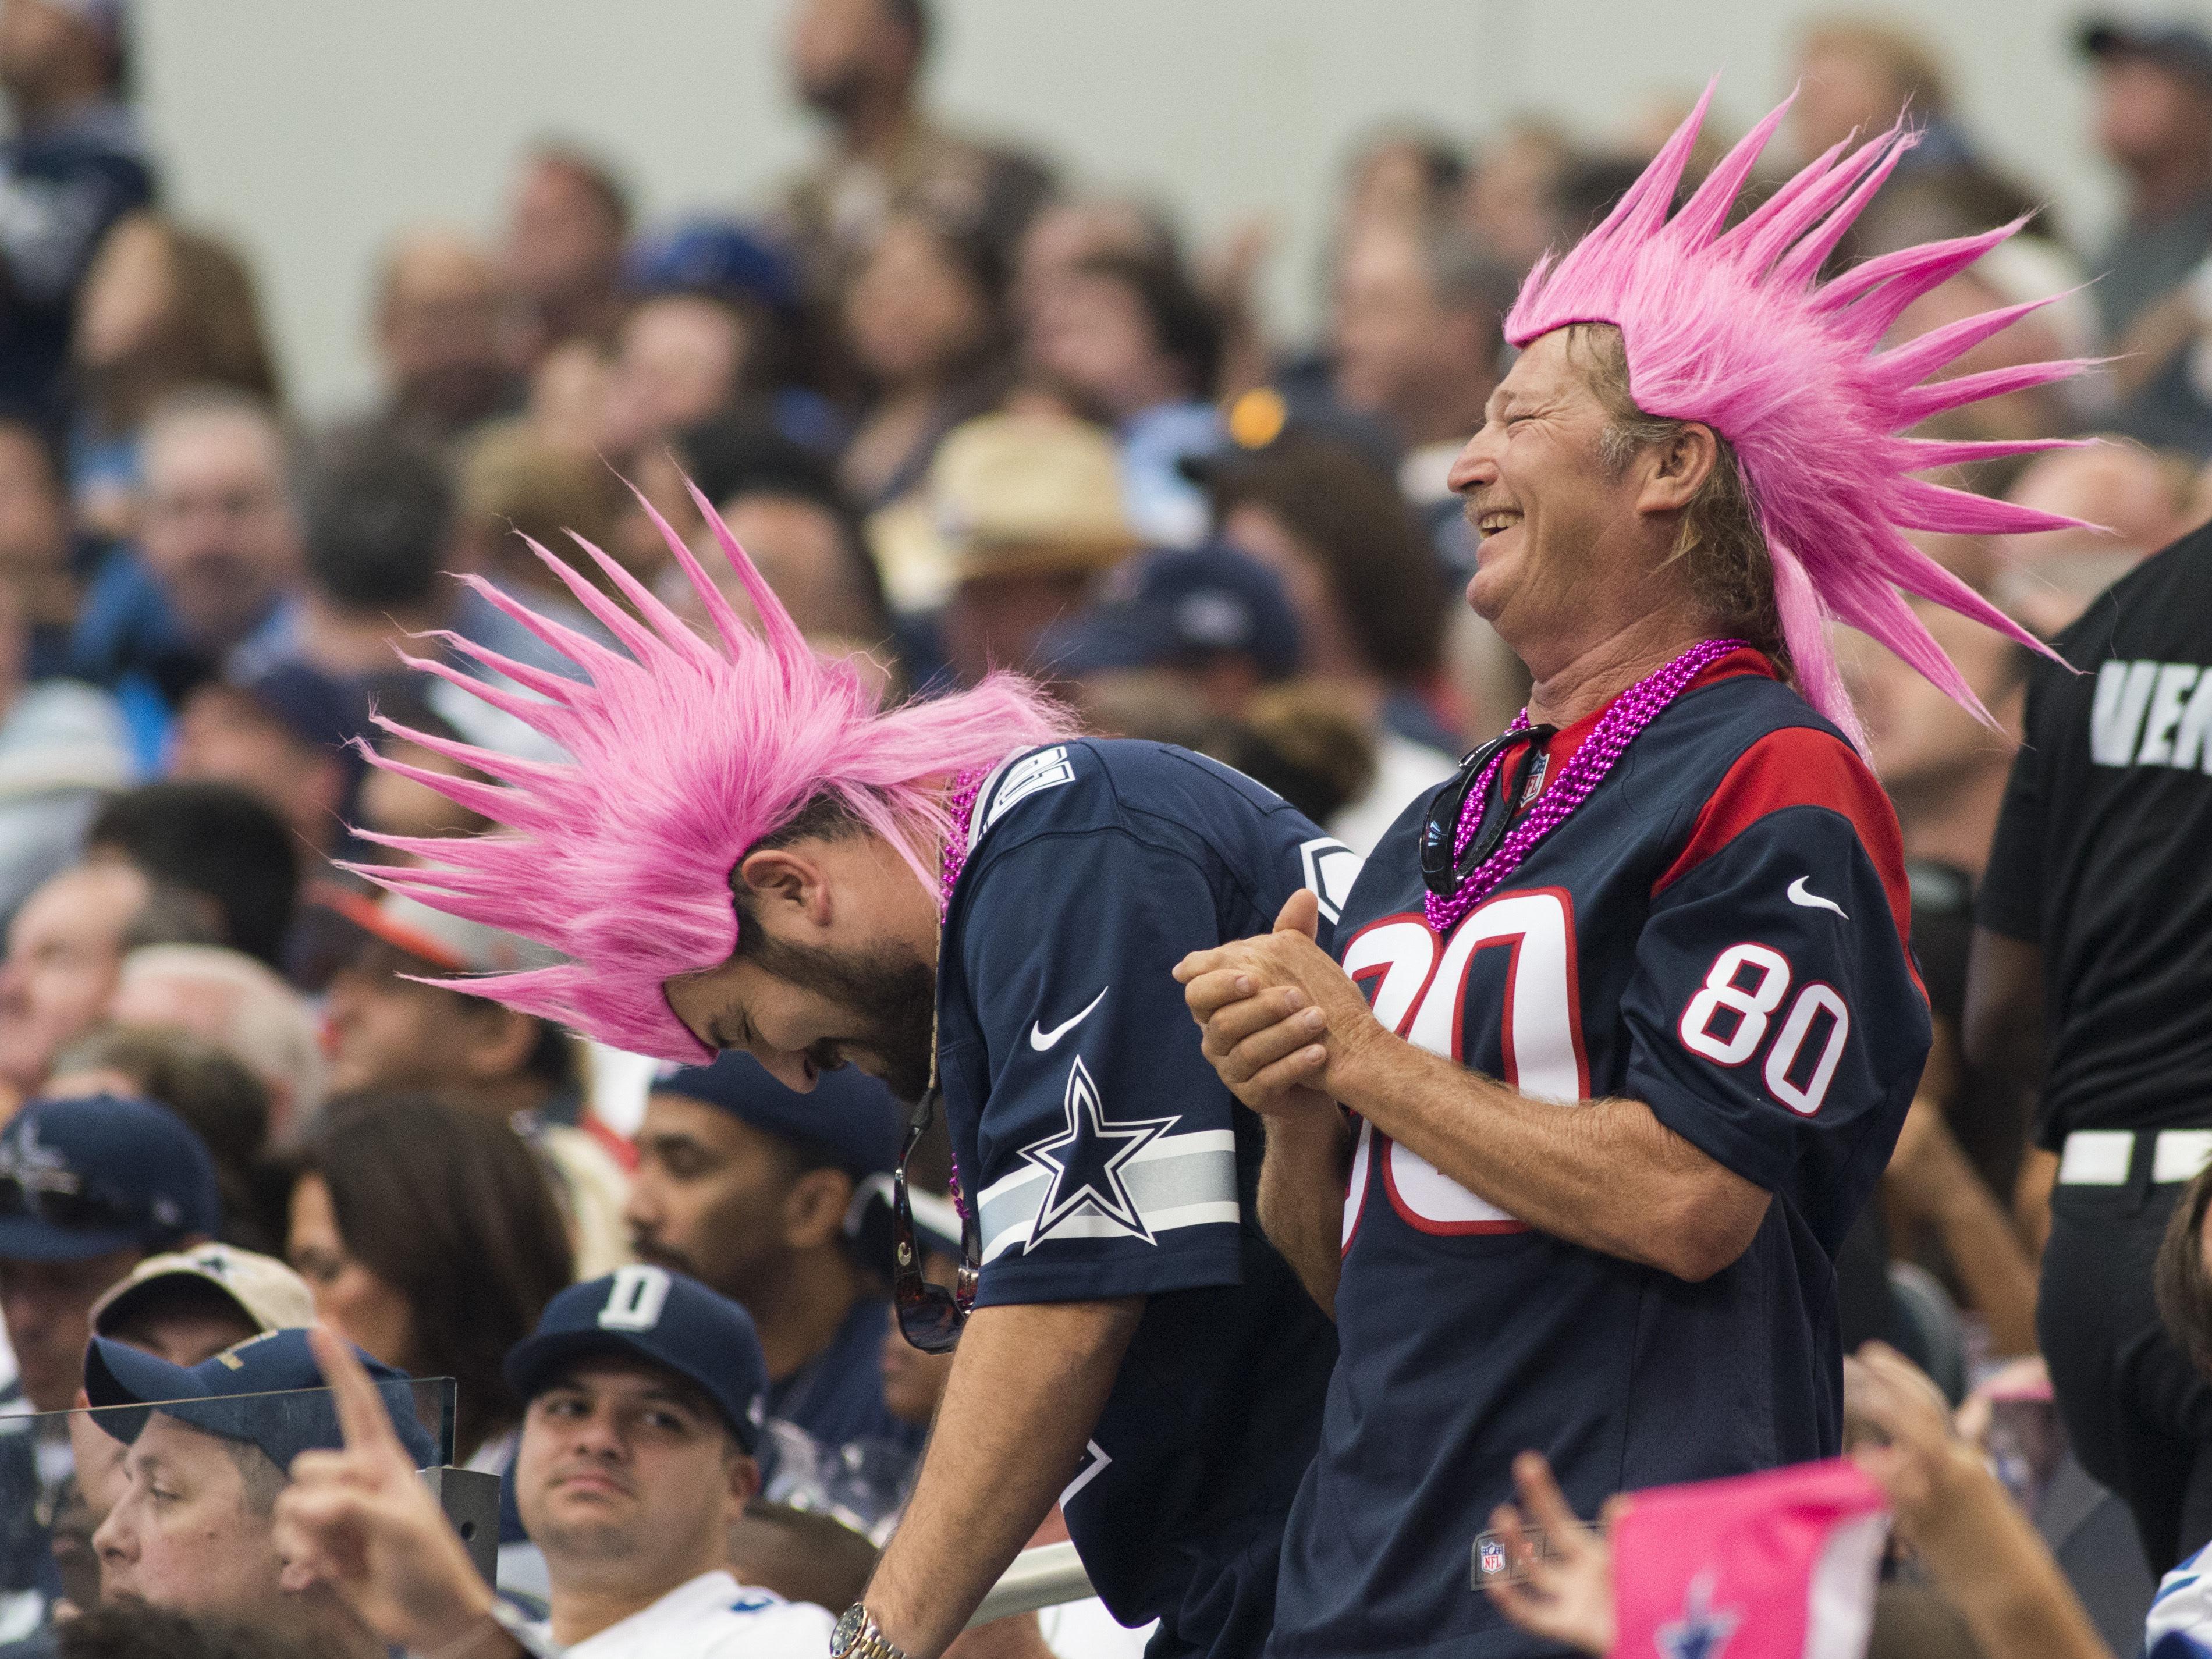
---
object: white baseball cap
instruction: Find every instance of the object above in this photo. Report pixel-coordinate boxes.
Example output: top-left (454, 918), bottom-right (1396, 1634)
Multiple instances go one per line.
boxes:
top-left (91, 1242), bottom-right (316, 1338)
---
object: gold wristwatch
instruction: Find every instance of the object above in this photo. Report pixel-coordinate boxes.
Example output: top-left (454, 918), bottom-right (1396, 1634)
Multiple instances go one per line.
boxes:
top-left (832, 1604), bottom-right (913, 1659)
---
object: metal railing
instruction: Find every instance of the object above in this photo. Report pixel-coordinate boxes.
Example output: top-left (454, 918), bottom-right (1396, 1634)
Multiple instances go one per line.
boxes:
top-left (969, 1543), bottom-right (1095, 1626)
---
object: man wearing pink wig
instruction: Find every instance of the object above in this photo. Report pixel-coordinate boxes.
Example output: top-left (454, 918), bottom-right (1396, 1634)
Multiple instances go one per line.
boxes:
top-left (1175, 84), bottom-right (2086, 1655)
top-left (337, 468), bottom-right (1354, 1653)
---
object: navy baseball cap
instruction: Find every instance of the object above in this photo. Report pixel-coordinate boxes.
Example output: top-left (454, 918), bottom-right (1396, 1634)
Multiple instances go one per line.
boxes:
top-left (0, 1093), bottom-right (221, 1263)
top-left (650, 1051), bottom-right (903, 1180)
top-left (1042, 543), bottom-right (1304, 682)
top-left (624, 218), bottom-right (798, 312)
top-left (505, 1267), bottom-right (768, 1452)
top-left (84, 1328), bottom-right (436, 1471)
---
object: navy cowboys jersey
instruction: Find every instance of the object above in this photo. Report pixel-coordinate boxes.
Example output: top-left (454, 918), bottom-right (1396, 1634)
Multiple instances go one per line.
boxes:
top-left (938, 740), bottom-right (1354, 1659)
top-left (1271, 651), bottom-right (1929, 1659)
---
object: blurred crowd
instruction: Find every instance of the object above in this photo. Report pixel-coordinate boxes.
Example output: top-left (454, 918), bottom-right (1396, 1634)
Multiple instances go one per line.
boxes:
top-left (2, 0), bottom-right (2212, 1653)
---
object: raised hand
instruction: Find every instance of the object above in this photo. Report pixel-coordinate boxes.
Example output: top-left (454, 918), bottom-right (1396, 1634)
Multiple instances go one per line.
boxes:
top-left (1479, 1451), bottom-right (1615, 1656)
top-left (272, 1326), bottom-right (513, 1657)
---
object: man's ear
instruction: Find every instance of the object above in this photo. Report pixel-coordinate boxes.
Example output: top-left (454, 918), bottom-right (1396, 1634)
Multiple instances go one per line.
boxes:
top-left (781, 1167), bottom-right (855, 1253)
top-left (725, 1449), bottom-right (761, 1521)
top-left (1635, 422), bottom-right (1719, 516)
top-left (735, 848), bottom-right (834, 933)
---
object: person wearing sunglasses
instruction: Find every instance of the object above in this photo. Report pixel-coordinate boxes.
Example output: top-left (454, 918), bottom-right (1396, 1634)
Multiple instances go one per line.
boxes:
top-left (1174, 87), bottom-right (2089, 1659)
top-left (336, 486), bottom-right (1356, 1659)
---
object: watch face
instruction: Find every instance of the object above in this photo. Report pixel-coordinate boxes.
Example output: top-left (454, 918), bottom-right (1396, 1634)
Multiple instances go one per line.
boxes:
top-left (833, 1604), bottom-right (868, 1657)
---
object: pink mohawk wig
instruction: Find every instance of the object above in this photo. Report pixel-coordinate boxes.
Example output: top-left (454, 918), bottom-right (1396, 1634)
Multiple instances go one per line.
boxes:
top-left (343, 478), bottom-right (1073, 1063)
top-left (1504, 79), bottom-right (2090, 749)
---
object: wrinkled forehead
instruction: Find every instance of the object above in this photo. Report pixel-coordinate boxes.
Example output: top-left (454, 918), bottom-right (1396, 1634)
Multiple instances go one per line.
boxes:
top-left (1488, 326), bottom-right (1610, 417)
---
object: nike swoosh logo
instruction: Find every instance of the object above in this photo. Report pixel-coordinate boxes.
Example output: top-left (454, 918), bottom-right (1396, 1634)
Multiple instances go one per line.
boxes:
top-left (1031, 986), bottom-right (1109, 1051)
top-left (1787, 876), bottom-right (1848, 920)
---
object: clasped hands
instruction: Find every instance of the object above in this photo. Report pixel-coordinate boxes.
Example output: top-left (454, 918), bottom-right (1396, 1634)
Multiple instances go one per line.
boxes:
top-left (1171, 889), bottom-right (1382, 1116)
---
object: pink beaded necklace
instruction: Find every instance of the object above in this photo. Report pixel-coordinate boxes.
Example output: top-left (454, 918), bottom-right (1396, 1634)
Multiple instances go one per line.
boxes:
top-left (932, 765), bottom-right (989, 1219)
top-left (1423, 639), bottom-right (1747, 935)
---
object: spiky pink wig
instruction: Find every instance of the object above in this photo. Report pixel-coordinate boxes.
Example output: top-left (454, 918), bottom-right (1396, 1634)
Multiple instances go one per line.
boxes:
top-left (345, 479), bottom-right (1071, 1063)
top-left (1504, 82), bottom-right (2087, 747)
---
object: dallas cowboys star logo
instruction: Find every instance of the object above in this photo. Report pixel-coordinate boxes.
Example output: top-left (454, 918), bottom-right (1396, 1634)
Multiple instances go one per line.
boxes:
top-left (1019, 1056), bottom-right (1179, 1248)
top-left (1655, 1573), bottom-right (1740, 1659)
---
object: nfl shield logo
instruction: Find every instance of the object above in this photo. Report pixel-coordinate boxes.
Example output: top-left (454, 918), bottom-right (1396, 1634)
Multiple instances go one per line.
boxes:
top-left (1477, 1538), bottom-right (1506, 1579)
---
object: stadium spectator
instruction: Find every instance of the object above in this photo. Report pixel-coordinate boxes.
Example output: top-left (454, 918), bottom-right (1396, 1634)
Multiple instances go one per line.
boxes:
top-left (360, 227), bottom-right (516, 453)
top-left (51, 1024), bottom-right (279, 1246)
top-left (102, 944), bottom-right (326, 1136)
top-left (499, 141), bottom-right (631, 367)
top-left (1027, 250), bottom-right (1223, 546)
top-left (0, 1090), bottom-right (220, 1413)
top-left (457, 417), bottom-right (629, 651)
top-left (1041, 541), bottom-right (1304, 727)
top-left (1462, 119), bottom-right (1574, 276)
top-left (839, 208), bottom-right (1011, 511)
top-left (600, 289), bottom-right (765, 460)
top-left (2081, 19), bottom-right (2212, 344)
top-left (668, 419), bottom-right (899, 674)
top-left (1789, 19), bottom-right (1977, 177)
top-left (781, 0), bottom-right (1054, 280)
top-left (0, 859), bottom-right (151, 1110)
top-left (285, 1093), bottom-right (574, 1468)
top-left (70, 389), bottom-right (303, 715)
top-left (1842, 602), bottom-right (2026, 882)
top-left (1994, 441), bottom-right (2200, 633)
top-left (60, 1242), bottom-right (322, 1604)
top-left (276, 1274), bottom-right (836, 1658)
top-left (1330, 223), bottom-right (1513, 518)
top-left (1335, 126), bottom-right (1467, 240)
top-left (311, 889), bottom-right (631, 1274)
top-left (168, 661), bottom-right (363, 862)
top-left (0, 0), bottom-right (154, 427)
top-left (1011, 196), bottom-right (1179, 336)
top-left (1970, 513), bottom-right (2212, 1575)
top-left (626, 1053), bottom-right (916, 1470)
top-left (85, 780), bottom-right (300, 970)
top-left (0, 576), bottom-right (130, 919)
top-left (1482, 1344), bottom-right (2114, 1659)
top-left (87, 1327), bottom-right (428, 1658)
top-left (1201, 432), bottom-right (1457, 848)
top-left (67, 211), bottom-right (281, 540)
top-left (903, 412), bottom-right (1137, 683)
top-left (0, 413), bottom-right (87, 678)
top-left (263, 424), bottom-right (539, 685)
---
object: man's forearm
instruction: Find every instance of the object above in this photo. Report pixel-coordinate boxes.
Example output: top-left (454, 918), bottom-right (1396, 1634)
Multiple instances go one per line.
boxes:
top-left (1326, 1028), bottom-right (1766, 1281)
top-left (1258, 1109), bottom-right (1352, 1315)
top-left (867, 1296), bottom-right (1144, 1659)
top-left (1926, 1170), bottom-right (2040, 1357)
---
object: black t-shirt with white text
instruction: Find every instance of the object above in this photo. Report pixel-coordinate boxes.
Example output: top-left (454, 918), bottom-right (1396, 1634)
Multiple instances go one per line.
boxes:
top-left (1977, 527), bottom-right (2212, 1144)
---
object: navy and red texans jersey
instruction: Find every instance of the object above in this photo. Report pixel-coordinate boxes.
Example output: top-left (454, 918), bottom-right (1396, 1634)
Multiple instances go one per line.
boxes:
top-left (1270, 651), bottom-right (1929, 1659)
top-left (937, 738), bottom-right (1355, 1659)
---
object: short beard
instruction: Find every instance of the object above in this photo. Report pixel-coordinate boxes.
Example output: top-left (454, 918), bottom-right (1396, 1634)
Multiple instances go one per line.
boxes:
top-left (741, 933), bottom-right (938, 1102)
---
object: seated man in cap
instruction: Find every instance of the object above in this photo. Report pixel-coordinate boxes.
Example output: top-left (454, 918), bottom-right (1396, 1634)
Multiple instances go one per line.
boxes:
top-left (0, 1093), bottom-right (222, 1629)
top-left (278, 1267), bottom-right (835, 1659)
top-left (86, 1327), bottom-right (430, 1658)
top-left (57, 1242), bottom-right (321, 1611)
top-left (626, 1053), bottom-right (919, 1480)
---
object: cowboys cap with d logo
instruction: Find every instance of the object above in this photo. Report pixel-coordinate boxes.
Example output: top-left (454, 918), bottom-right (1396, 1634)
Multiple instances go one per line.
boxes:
top-left (503, 1266), bottom-right (769, 1452)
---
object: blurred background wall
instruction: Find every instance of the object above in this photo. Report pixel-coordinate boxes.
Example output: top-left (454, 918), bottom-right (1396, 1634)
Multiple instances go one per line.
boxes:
top-left (136, 0), bottom-right (2114, 418)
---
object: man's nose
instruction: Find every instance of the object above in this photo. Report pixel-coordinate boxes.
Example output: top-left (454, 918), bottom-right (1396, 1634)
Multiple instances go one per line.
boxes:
top-left (1447, 427), bottom-right (1501, 495)
top-left (91, 1502), bottom-right (130, 1565)
top-left (755, 1049), bottom-right (818, 1093)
